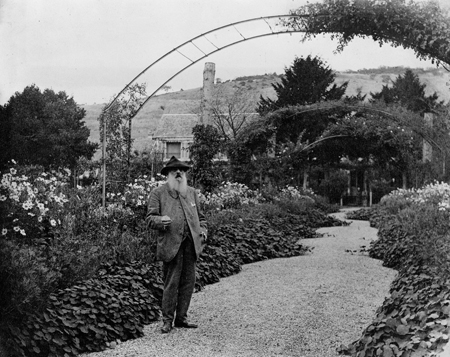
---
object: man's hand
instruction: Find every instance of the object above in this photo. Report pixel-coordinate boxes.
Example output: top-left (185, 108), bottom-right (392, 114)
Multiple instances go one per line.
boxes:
top-left (200, 231), bottom-right (207, 242)
top-left (161, 216), bottom-right (172, 230)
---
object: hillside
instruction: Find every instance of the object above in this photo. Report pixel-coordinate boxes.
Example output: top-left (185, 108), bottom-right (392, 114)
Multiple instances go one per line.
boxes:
top-left (82, 67), bottom-right (450, 156)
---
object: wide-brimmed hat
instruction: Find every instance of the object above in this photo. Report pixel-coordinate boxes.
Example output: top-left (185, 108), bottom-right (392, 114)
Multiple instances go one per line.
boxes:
top-left (161, 156), bottom-right (191, 176)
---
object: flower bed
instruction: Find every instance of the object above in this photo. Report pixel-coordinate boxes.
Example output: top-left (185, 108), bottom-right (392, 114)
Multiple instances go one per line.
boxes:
top-left (339, 184), bottom-right (450, 357)
top-left (0, 166), bottom-right (343, 356)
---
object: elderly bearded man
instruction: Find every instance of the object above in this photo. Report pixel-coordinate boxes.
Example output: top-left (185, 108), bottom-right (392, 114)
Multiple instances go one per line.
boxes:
top-left (146, 156), bottom-right (208, 334)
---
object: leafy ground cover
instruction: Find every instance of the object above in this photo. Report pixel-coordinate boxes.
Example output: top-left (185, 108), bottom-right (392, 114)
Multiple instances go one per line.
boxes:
top-left (0, 166), bottom-right (343, 356)
top-left (341, 183), bottom-right (450, 357)
top-left (345, 208), bottom-right (373, 222)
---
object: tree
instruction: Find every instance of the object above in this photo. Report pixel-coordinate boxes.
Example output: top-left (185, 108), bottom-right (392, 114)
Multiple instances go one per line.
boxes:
top-left (369, 70), bottom-right (448, 184)
top-left (370, 69), bottom-right (442, 114)
top-left (189, 124), bottom-right (223, 192)
top-left (209, 85), bottom-right (258, 141)
top-left (161, 85), bottom-right (171, 93)
top-left (228, 55), bottom-right (349, 188)
top-left (0, 85), bottom-right (97, 170)
top-left (257, 55), bottom-right (348, 114)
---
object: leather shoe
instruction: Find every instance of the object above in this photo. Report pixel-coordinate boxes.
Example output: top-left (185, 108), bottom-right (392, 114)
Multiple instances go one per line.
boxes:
top-left (161, 321), bottom-right (172, 334)
top-left (174, 320), bottom-right (198, 328)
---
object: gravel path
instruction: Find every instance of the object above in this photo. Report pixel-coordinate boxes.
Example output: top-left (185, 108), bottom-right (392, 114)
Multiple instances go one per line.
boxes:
top-left (83, 208), bottom-right (397, 357)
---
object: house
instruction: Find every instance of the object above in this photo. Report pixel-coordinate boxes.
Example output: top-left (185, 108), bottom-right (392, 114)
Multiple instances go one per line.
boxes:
top-left (150, 112), bottom-right (260, 162)
top-left (150, 114), bottom-right (199, 160)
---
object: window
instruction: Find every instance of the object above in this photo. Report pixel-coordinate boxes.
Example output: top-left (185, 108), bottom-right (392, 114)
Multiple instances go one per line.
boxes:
top-left (166, 142), bottom-right (181, 159)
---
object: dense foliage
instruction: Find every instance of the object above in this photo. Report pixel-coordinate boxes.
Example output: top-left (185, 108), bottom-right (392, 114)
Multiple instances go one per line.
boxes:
top-left (239, 66), bottom-right (450, 193)
top-left (257, 55), bottom-right (348, 114)
top-left (189, 124), bottom-right (224, 192)
top-left (0, 163), bottom-right (343, 356)
top-left (370, 69), bottom-right (443, 114)
top-left (0, 85), bottom-right (97, 171)
top-left (284, 0), bottom-right (450, 67)
top-left (10, 262), bottom-right (163, 357)
top-left (340, 183), bottom-right (450, 356)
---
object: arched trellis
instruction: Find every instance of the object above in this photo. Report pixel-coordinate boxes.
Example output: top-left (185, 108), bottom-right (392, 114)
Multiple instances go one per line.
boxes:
top-left (268, 102), bottom-right (445, 152)
top-left (261, 101), bottom-right (448, 190)
top-left (103, 14), bottom-right (311, 115)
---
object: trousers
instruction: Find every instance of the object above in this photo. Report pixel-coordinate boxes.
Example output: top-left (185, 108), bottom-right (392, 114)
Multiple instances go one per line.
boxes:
top-left (161, 236), bottom-right (197, 323)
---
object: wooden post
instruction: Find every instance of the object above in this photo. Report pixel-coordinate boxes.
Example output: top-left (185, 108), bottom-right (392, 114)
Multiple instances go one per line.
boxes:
top-left (362, 170), bottom-right (368, 207)
top-left (303, 170), bottom-right (308, 190)
top-left (102, 113), bottom-right (106, 208)
top-left (423, 112), bottom-right (433, 163)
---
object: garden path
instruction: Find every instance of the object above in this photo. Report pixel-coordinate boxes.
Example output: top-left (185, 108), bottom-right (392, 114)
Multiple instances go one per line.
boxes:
top-left (84, 208), bottom-right (397, 357)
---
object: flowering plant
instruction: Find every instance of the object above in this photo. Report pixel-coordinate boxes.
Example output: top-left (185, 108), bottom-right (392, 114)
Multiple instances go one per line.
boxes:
top-left (106, 175), bottom-right (164, 211)
top-left (383, 181), bottom-right (450, 211)
top-left (1, 163), bottom-right (70, 239)
top-left (277, 185), bottom-right (316, 203)
top-left (199, 181), bottom-right (264, 211)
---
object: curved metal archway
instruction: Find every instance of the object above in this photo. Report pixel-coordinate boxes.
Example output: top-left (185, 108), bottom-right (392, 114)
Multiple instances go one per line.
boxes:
top-left (269, 102), bottom-right (443, 151)
top-left (103, 14), bottom-right (310, 116)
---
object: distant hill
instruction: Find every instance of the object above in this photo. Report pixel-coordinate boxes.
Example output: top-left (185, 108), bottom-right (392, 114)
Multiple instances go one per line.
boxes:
top-left (82, 67), bottom-right (450, 157)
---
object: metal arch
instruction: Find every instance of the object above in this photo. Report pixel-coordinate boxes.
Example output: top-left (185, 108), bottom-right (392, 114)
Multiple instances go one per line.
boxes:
top-left (270, 102), bottom-right (444, 152)
top-left (135, 30), bottom-right (309, 116)
top-left (103, 14), bottom-right (310, 114)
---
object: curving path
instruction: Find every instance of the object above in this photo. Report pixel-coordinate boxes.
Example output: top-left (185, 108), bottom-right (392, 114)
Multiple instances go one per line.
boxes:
top-left (83, 208), bottom-right (397, 357)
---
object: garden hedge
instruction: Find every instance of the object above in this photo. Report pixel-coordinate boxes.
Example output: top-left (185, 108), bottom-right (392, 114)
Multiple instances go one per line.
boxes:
top-left (340, 206), bottom-right (450, 357)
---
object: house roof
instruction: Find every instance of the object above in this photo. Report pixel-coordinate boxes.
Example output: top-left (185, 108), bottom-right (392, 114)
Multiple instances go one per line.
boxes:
top-left (151, 112), bottom-right (261, 140)
top-left (152, 114), bottom-right (199, 139)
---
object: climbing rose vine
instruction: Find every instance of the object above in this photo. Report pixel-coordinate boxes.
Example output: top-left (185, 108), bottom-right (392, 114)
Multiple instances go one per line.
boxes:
top-left (283, 0), bottom-right (450, 67)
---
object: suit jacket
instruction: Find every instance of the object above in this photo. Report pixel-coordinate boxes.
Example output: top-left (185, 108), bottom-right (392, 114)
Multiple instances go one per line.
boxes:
top-left (146, 183), bottom-right (207, 262)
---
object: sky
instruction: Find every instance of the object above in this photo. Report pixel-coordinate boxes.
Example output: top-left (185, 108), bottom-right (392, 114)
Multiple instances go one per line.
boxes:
top-left (0, 0), bottom-right (446, 105)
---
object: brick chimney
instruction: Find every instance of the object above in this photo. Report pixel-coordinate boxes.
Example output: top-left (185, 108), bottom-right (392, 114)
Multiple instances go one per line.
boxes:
top-left (200, 62), bottom-right (215, 125)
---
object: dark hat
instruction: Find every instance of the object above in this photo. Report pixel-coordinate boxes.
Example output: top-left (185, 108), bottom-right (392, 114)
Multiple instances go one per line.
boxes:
top-left (161, 156), bottom-right (191, 176)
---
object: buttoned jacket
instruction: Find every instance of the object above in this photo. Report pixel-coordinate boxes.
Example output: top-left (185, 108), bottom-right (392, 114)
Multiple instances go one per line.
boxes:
top-left (146, 183), bottom-right (207, 262)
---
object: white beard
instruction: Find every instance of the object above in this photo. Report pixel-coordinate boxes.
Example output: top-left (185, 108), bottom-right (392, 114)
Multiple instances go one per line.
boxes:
top-left (167, 174), bottom-right (188, 195)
